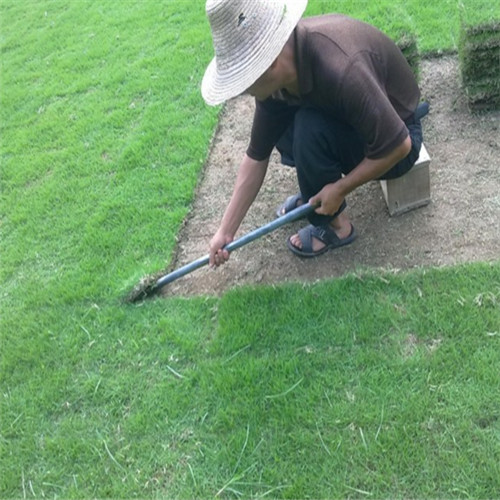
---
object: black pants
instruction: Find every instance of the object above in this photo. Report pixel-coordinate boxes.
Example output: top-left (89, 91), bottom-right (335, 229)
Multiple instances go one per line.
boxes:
top-left (276, 107), bottom-right (423, 226)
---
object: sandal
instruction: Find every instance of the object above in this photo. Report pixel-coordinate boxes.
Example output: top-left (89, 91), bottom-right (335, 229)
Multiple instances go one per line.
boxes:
top-left (287, 223), bottom-right (357, 258)
top-left (276, 193), bottom-right (303, 218)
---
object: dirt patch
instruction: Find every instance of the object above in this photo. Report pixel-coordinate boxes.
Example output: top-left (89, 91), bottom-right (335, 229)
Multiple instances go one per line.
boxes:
top-left (162, 56), bottom-right (499, 298)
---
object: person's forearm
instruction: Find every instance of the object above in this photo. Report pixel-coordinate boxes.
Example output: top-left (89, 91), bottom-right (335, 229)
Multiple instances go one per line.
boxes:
top-left (336, 136), bottom-right (411, 198)
top-left (218, 154), bottom-right (269, 237)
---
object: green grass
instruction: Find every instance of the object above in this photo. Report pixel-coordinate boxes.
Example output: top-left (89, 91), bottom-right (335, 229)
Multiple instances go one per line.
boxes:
top-left (2, 264), bottom-right (499, 498)
top-left (305, 0), bottom-right (500, 54)
top-left (1, 1), bottom-right (500, 498)
top-left (0, 0), bottom-right (218, 307)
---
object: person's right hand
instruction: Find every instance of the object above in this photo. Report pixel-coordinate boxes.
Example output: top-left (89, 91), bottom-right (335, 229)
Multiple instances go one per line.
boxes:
top-left (209, 230), bottom-right (233, 268)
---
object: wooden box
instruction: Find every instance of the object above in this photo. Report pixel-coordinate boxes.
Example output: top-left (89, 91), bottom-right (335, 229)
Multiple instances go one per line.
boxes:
top-left (380, 143), bottom-right (431, 216)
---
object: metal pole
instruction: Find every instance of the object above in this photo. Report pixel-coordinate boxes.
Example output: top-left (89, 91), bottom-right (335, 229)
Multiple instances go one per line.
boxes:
top-left (149, 202), bottom-right (315, 294)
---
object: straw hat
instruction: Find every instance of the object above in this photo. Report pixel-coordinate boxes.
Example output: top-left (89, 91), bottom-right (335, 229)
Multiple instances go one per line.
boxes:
top-left (201, 0), bottom-right (308, 106)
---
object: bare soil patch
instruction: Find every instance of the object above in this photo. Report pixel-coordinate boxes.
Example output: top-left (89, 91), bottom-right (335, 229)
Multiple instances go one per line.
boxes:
top-left (163, 56), bottom-right (499, 298)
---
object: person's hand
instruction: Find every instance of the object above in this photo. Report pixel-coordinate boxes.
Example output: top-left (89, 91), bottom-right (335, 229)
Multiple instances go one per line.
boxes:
top-left (209, 230), bottom-right (233, 268)
top-left (309, 183), bottom-right (345, 216)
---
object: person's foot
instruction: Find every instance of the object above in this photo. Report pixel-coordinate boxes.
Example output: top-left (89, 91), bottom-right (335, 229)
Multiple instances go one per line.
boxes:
top-left (288, 212), bottom-right (355, 255)
top-left (276, 193), bottom-right (303, 217)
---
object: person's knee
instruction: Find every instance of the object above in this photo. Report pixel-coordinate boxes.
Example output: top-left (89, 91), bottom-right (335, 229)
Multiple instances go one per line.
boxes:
top-left (379, 123), bottom-right (423, 180)
top-left (292, 107), bottom-right (330, 163)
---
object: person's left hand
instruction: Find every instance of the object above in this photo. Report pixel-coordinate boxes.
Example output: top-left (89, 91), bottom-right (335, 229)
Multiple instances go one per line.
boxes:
top-left (309, 182), bottom-right (345, 216)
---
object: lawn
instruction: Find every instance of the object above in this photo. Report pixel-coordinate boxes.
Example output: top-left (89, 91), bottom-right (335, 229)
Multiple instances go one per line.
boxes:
top-left (1, 0), bottom-right (499, 498)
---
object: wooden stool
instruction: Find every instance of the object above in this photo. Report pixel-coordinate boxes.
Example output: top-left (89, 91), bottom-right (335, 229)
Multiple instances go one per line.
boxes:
top-left (380, 143), bottom-right (431, 216)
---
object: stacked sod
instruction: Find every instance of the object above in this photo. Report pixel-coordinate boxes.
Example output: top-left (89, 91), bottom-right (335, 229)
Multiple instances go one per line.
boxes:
top-left (459, 11), bottom-right (500, 109)
top-left (397, 31), bottom-right (420, 80)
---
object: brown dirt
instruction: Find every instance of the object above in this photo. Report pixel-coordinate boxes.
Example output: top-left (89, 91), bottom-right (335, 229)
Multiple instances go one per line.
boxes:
top-left (162, 56), bottom-right (500, 298)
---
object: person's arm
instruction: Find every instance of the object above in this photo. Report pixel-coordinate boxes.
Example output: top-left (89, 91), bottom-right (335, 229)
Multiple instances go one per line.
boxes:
top-left (209, 153), bottom-right (269, 267)
top-left (310, 135), bottom-right (411, 216)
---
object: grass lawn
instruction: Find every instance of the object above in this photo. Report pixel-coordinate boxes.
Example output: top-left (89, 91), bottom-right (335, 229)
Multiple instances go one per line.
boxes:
top-left (1, 0), bottom-right (499, 498)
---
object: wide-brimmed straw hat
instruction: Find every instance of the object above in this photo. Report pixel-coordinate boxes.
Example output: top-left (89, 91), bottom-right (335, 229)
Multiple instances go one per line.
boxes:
top-left (201, 0), bottom-right (308, 106)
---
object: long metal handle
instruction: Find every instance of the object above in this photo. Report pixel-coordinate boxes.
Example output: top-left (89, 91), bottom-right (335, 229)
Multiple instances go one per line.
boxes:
top-left (150, 202), bottom-right (315, 294)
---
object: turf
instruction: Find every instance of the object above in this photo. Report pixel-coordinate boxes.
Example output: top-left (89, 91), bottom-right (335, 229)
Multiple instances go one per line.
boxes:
top-left (2, 263), bottom-right (499, 498)
top-left (0, 0), bottom-right (218, 307)
top-left (1, 0), bottom-right (500, 498)
top-left (458, 4), bottom-right (500, 108)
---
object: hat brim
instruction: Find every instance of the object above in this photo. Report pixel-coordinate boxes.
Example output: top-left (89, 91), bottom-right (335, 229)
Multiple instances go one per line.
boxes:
top-left (201, 0), bottom-right (308, 106)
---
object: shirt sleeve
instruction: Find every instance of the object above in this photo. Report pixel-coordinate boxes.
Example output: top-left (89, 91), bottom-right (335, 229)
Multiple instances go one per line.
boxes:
top-left (246, 98), bottom-right (297, 161)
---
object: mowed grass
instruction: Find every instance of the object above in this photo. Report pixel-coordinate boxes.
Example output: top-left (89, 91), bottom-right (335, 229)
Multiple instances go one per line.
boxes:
top-left (0, 0), bottom-right (218, 307)
top-left (1, 0), bottom-right (500, 498)
top-left (2, 264), bottom-right (499, 498)
top-left (307, 0), bottom-right (500, 53)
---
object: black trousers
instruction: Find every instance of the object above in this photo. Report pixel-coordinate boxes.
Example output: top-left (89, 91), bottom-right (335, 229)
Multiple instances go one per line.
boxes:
top-left (276, 107), bottom-right (423, 226)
